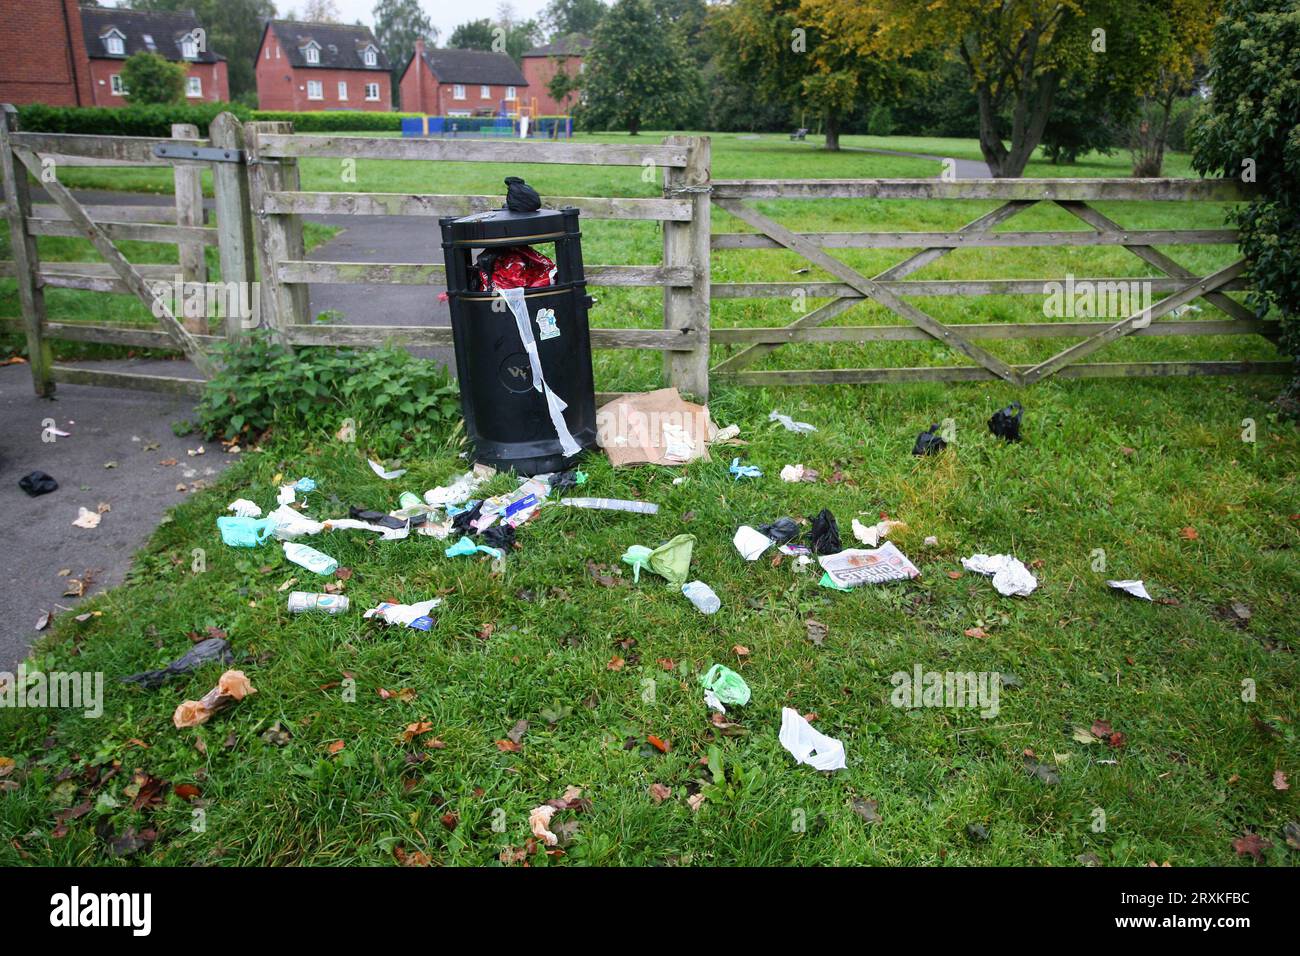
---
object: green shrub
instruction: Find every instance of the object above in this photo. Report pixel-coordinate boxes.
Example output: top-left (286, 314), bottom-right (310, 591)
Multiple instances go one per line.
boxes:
top-left (16, 101), bottom-right (252, 137)
top-left (120, 52), bottom-right (186, 106)
top-left (197, 333), bottom-right (462, 455)
top-left (250, 110), bottom-right (422, 132)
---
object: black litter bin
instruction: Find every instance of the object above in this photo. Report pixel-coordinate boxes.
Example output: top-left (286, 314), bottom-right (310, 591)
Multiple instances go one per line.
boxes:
top-left (440, 196), bottom-right (598, 476)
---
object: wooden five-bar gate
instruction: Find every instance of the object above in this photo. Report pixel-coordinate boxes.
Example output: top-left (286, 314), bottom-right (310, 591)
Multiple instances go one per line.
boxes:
top-left (0, 105), bottom-right (1287, 402)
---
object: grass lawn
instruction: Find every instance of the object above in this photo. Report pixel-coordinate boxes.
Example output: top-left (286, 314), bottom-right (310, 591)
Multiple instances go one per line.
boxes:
top-left (0, 131), bottom-right (1295, 867)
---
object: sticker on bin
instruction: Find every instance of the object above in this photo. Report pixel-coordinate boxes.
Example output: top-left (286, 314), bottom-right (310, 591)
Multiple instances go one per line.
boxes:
top-left (535, 308), bottom-right (561, 341)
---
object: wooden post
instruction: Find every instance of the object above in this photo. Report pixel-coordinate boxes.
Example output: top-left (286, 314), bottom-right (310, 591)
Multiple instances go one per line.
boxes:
top-left (661, 135), bottom-right (711, 400)
top-left (209, 112), bottom-right (256, 340)
top-left (244, 121), bottom-right (307, 336)
top-left (0, 104), bottom-right (53, 396)
top-left (171, 122), bottom-right (206, 333)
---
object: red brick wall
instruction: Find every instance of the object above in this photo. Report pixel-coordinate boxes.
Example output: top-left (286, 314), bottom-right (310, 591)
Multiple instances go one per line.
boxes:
top-left (256, 28), bottom-right (390, 111)
top-left (435, 82), bottom-right (522, 115)
top-left (0, 0), bottom-right (93, 106)
top-left (87, 59), bottom-right (229, 106)
top-left (398, 60), bottom-right (521, 116)
top-left (521, 56), bottom-right (582, 115)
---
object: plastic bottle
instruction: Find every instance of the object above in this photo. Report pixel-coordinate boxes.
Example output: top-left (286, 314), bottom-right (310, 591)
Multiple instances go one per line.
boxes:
top-left (681, 580), bottom-right (720, 614)
top-left (282, 541), bottom-right (339, 575)
top-left (287, 592), bottom-right (350, 614)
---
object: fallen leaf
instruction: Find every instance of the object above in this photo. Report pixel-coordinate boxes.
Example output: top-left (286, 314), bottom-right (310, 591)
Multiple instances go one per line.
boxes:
top-left (964, 627), bottom-right (988, 639)
top-left (851, 798), bottom-right (881, 825)
top-left (1232, 832), bottom-right (1271, 862)
top-left (606, 656), bottom-right (625, 672)
top-left (326, 740), bottom-right (345, 756)
top-left (804, 619), bottom-right (828, 646)
top-left (732, 644), bottom-right (750, 658)
top-left (649, 783), bottom-right (672, 804)
top-left (495, 739), bottom-right (521, 753)
top-left (646, 734), bottom-right (670, 754)
top-left (173, 784), bottom-right (201, 802)
top-left (401, 721), bottom-right (434, 742)
top-left (377, 687), bottom-right (417, 702)
top-left (506, 720), bottom-right (528, 745)
top-left (686, 793), bottom-right (705, 812)
top-left (1179, 526), bottom-right (1199, 541)
top-left (947, 570), bottom-right (963, 580)
top-left (1274, 770), bottom-right (1290, 791)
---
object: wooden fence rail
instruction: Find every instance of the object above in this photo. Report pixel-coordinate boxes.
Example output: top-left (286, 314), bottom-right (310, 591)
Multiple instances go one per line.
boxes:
top-left (0, 107), bottom-right (1286, 402)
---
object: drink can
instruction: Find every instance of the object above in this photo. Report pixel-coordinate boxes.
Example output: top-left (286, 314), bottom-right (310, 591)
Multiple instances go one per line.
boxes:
top-left (288, 592), bottom-right (349, 614)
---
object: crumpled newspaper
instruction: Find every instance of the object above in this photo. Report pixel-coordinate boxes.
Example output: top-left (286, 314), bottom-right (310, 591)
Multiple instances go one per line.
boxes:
top-left (961, 553), bottom-right (1038, 597)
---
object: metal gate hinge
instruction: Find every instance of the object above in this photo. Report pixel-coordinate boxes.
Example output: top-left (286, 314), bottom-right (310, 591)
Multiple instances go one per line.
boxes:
top-left (152, 143), bottom-right (245, 163)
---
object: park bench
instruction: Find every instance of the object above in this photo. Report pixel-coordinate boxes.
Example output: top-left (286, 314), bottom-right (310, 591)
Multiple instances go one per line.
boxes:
top-left (790, 128), bottom-right (808, 141)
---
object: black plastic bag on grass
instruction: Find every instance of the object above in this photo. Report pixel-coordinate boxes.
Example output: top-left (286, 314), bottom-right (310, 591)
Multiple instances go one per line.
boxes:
top-left (349, 506), bottom-right (407, 530)
top-left (121, 638), bottom-right (232, 689)
top-left (759, 517), bottom-right (800, 545)
top-left (19, 470), bottom-right (58, 496)
top-left (912, 424), bottom-right (947, 456)
top-left (480, 523), bottom-right (516, 551)
top-left (988, 401), bottom-right (1023, 442)
top-left (808, 509), bottom-right (841, 555)
top-left (452, 501), bottom-right (484, 536)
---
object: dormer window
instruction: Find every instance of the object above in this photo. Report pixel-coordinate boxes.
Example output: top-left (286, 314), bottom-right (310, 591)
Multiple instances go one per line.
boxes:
top-left (302, 41), bottom-right (320, 65)
top-left (362, 45), bottom-right (377, 67)
top-left (142, 33), bottom-right (156, 51)
top-left (181, 34), bottom-right (198, 59)
top-left (102, 29), bottom-right (125, 56)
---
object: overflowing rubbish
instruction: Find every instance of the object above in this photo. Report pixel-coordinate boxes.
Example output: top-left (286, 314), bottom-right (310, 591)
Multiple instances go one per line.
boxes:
top-left (701, 664), bottom-right (751, 707)
top-left (1107, 579), bottom-right (1152, 601)
top-left (218, 515), bottom-right (277, 547)
top-left (597, 388), bottom-right (714, 467)
top-left (294, 477), bottom-right (318, 493)
top-left (851, 518), bottom-right (906, 548)
top-left (729, 457), bottom-right (762, 480)
top-left (445, 536), bottom-right (504, 561)
top-left (283, 541), bottom-right (339, 576)
top-left (72, 507), bottom-right (101, 530)
top-left (621, 534), bottom-right (696, 586)
top-left (779, 464), bottom-right (818, 483)
top-left (288, 592), bottom-right (350, 614)
top-left (19, 471), bottom-right (58, 496)
top-left (227, 498), bottom-right (262, 518)
top-left (363, 598), bottom-right (441, 630)
top-left (682, 580), bottom-right (721, 614)
top-left (276, 484), bottom-right (297, 506)
top-left (818, 542), bottom-right (920, 587)
top-left (368, 459), bottom-right (408, 480)
top-left (912, 424), bottom-right (947, 456)
top-left (808, 509), bottom-right (841, 555)
top-left (988, 401), bottom-right (1024, 442)
top-left (173, 670), bottom-right (256, 729)
top-left (962, 553), bottom-right (1037, 597)
top-left (560, 497), bottom-right (659, 514)
top-left (733, 525), bottom-right (773, 561)
top-left (758, 517), bottom-right (800, 545)
top-left (769, 410), bottom-right (817, 434)
top-left (779, 708), bottom-right (846, 771)
top-left (268, 504), bottom-right (323, 540)
top-left (122, 637), bottom-right (232, 689)
top-left (323, 517), bottom-right (410, 541)
top-left (425, 465), bottom-right (495, 507)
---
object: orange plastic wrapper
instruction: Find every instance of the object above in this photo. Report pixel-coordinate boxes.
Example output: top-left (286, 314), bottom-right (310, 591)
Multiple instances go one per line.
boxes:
top-left (172, 669), bottom-right (256, 728)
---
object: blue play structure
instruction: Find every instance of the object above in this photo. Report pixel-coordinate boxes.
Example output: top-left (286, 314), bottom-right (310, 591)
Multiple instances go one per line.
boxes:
top-left (400, 115), bottom-right (573, 139)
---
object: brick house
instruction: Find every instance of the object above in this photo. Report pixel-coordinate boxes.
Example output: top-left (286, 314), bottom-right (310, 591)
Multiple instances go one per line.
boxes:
top-left (520, 36), bottom-right (590, 115)
top-left (256, 20), bottom-right (391, 112)
top-left (0, 0), bottom-right (94, 106)
top-left (80, 6), bottom-right (229, 106)
top-left (398, 40), bottom-right (527, 116)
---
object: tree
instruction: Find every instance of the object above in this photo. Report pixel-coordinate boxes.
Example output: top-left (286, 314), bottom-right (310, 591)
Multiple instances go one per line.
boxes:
top-left (541, 0), bottom-right (607, 37)
top-left (449, 20), bottom-right (497, 50)
top-left (303, 0), bottom-right (340, 23)
top-left (1192, 0), bottom-right (1300, 404)
top-left (577, 0), bottom-right (701, 135)
top-left (373, 0), bottom-right (435, 105)
top-left (121, 51), bottom-right (186, 104)
top-left (547, 63), bottom-right (583, 112)
top-left (126, 0), bottom-right (275, 102)
top-left (712, 0), bottom-right (910, 150)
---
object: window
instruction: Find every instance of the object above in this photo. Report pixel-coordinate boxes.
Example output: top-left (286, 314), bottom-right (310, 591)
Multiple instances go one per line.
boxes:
top-left (365, 82), bottom-right (380, 101)
top-left (181, 35), bottom-right (197, 58)
top-left (337, 81), bottom-right (348, 100)
top-left (506, 86), bottom-right (516, 100)
top-left (303, 45), bottom-right (319, 65)
top-left (142, 33), bottom-right (156, 51)
top-left (453, 84), bottom-right (465, 100)
top-left (480, 85), bottom-right (490, 99)
top-left (307, 80), bottom-right (323, 100)
top-left (187, 75), bottom-right (202, 98)
top-left (103, 31), bottom-right (125, 55)
top-left (110, 74), bottom-right (125, 96)
top-left (363, 47), bottom-right (377, 67)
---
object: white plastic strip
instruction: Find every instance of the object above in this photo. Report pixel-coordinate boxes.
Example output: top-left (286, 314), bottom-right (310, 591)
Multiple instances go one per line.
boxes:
top-left (499, 287), bottom-right (581, 458)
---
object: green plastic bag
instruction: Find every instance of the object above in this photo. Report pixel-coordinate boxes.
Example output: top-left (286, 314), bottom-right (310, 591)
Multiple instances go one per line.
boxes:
top-left (622, 534), bottom-right (696, 587)
top-left (700, 664), bottom-right (751, 706)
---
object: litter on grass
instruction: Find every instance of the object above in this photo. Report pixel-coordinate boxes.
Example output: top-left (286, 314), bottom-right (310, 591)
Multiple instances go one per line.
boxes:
top-left (122, 638), bottom-right (232, 689)
top-left (368, 459), bottom-right (408, 480)
top-left (621, 534), bottom-right (695, 586)
top-left (172, 670), bottom-right (255, 728)
top-left (769, 410), bottom-right (817, 434)
top-left (217, 515), bottom-right (276, 547)
top-left (363, 598), bottom-right (441, 630)
top-left (758, 517), bottom-right (799, 545)
top-left (597, 388), bottom-right (715, 467)
top-left (729, 457), bottom-right (762, 480)
top-left (733, 525), bottom-right (772, 561)
top-left (780, 463), bottom-right (818, 483)
top-left (226, 498), bottom-right (262, 518)
top-left (779, 708), bottom-right (846, 771)
top-left (682, 580), bottom-right (720, 613)
top-left (818, 542), bottom-right (920, 588)
top-left (701, 664), bottom-right (751, 706)
top-left (962, 553), bottom-right (1038, 597)
top-left (1107, 579), bottom-right (1152, 601)
top-left (808, 509), bottom-right (842, 555)
top-left (912, 424), bottom-right (947, 456)
top-left (560, 497), bottom-right (658, 514)
top-left (988, 401), bottom-right (1024, 442)
top-left (283, 541), bottom-right (339, 576)
top-left (851, 518), bottom-right (906, 548)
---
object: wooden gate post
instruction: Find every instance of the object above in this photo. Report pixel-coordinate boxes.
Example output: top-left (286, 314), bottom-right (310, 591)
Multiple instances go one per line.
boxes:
top-left (662, 135), bottom-right (711, 400)
top-left (209, 111), bottom-right (256, 340)
top-left (0, 104), bottom-right (53, 396)
top-left (244, 121), bottom-right (306, 337)
top-left (171, 123), bottom-right (206, 330)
